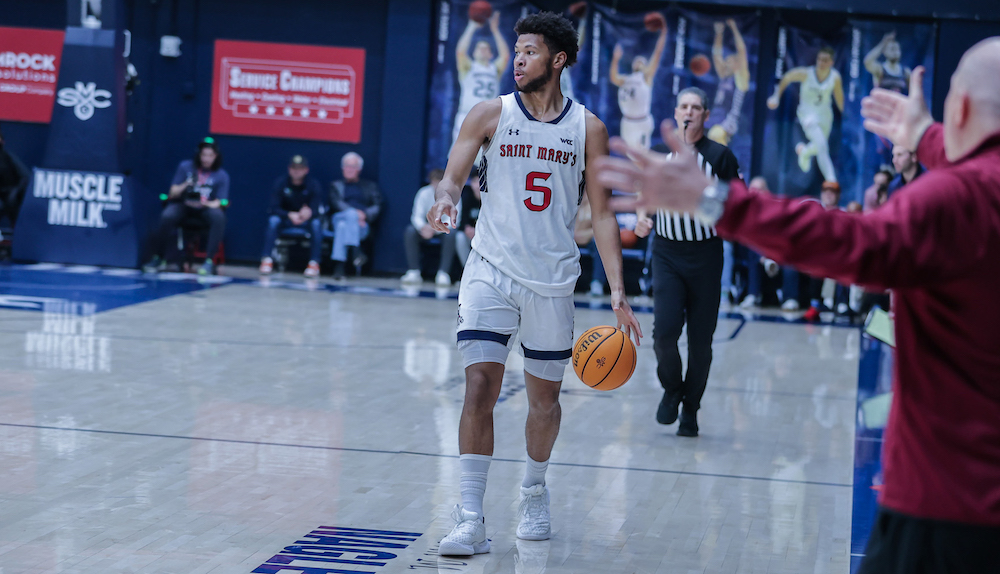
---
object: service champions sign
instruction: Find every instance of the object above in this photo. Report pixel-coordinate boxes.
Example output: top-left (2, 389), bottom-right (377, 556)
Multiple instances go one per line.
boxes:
top-left (0, 26), bottom-right (66, 124)
top-left (210, 40), bottom-right (365, 143)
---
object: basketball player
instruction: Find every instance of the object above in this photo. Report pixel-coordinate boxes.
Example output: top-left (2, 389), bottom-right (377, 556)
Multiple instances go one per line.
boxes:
top-left (864, 32), bottom-right (911, 94)
top-left (707, 19), bottom-right (750, 146)
top-left (610, 20), bottom-right (668, 150)
top-left (767, 47), bottom-right (844, 183)
top-left (427, 11), bottom-right (642, 556)
top-left (452, 11), bottom-right (510, 148)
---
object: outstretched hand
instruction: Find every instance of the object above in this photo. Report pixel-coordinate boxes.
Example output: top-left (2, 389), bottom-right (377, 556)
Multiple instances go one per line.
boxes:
top-left (592, 120), bottom-right (711, 214)
top-left (861, 66), bottom-right (933, 151)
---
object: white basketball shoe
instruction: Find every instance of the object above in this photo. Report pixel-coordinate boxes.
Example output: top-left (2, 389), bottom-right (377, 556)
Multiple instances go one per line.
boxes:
top-left (516, 484), bottom-right (551, 541)
top-left (439, 505), bottom-right (489, 556)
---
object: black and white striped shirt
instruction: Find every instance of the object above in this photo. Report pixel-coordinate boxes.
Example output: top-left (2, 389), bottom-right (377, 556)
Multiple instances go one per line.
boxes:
top-left (652, 138), bottom-right (741, 241)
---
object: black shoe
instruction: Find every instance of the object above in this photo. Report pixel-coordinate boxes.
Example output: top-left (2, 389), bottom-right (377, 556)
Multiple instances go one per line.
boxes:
top-left (333, 262), bottom-right (346, 280)
top-left (677, 407), bottom-right (699, 437)
top-left (656, 392), bottom-right (681, 425)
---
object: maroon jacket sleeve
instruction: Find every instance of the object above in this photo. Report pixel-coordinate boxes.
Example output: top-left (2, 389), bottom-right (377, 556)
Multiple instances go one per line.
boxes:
top-left (715, 125), bottom-right (989, 290)
top-left (916, 123), bottom-right (949, 170)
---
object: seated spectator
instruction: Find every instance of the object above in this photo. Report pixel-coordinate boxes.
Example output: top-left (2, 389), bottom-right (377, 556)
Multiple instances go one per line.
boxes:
top-left (0, 124), bottom-right (29, 229)
top-left (329, 152), bottom-right (382, 280)
top-left (144, 137), bottom-right (229, 275)
top-left (887, 144), bottom-right (924, 194)
top-left (455, 167), bottom-right (482, 268)
top-left (402, 168), bottom-right (456, 286)
top-left (739, 177), bottom-right (782, 309)
top-left (863, 168), bottom-right (894, 211)
top-left (802, 181), bottom-right (849, 320)
top-left (259, 155), bottom-right (324, 277)
top-left (573, 192), bottom-right (608, 296)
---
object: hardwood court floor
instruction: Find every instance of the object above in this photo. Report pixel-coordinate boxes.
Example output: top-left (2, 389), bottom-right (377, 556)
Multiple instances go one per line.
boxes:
top-left (0, 266), bottom-right (858, 573)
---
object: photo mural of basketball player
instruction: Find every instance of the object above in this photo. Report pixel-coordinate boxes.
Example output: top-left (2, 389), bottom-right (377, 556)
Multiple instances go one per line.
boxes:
top-left (559, 2), bottom-right (588, 102)
top-left (452, 5), bottom-right (509, 147)
top-left (610, 12), bottom-right (667, 150)
top-left (706, 19), bottom-right (750, 146)
top-left (767, 46), bottom-right (844, 183)
top-left (864, 31), bottom-right (911, 94)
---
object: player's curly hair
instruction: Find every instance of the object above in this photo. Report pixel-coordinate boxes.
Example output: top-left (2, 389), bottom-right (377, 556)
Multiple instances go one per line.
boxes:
top-left (514, 12), bottom-right (579, 68)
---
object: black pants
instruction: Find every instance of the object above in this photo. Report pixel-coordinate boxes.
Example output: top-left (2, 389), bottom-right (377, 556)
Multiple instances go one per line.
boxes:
top-left (858, 507), bottom-right (1000, 574)
top-left (403, 224), bottom-right (456, 273)
top-left (651, 235), bottom-right (723, 411)
top-left (152, 203), bottom-right (226, 260)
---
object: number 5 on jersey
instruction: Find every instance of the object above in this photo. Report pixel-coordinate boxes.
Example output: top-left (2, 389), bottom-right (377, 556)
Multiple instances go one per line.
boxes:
top-left (524, 171), bottom-right (552, 212)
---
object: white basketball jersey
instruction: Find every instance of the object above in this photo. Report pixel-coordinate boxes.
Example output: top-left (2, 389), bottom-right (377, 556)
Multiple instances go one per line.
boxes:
top-left (457, 61), bottom-right (500, 118)
top-left (798, 67), bottom-right (839, 116)
top-left (617, 72), bottom-right (652, 119)
top-left (472, 92), bottom-right (588, 297)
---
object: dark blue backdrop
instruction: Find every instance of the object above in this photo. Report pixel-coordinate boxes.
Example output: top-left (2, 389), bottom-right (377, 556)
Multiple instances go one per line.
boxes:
top-left (1, 0), bottom-right (997, 272)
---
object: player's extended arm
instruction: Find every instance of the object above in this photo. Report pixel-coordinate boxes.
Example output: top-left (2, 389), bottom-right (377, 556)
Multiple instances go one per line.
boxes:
top-left (768, 68), bottom-right (807, 108)
top-left (585, 112), bottom-right (643, 344)
top-left (609, 44), bottom-right (624, 87)
top-left (456, 20), bottom-right (478, 78)
top-left (729, 19), bottom-right (751, 92)
top-left (645, 25), bottom-right (669, 84)
top-left (490, 12), bottom-right (509, 75)
top-left (712, 22), bottom-right (729, 78)
top-left (864, 33), bottom-right (892, 79)
top-left (428, 100), bottom-right (501, 233)
top-left (833, 73), bottom-right (845, 112)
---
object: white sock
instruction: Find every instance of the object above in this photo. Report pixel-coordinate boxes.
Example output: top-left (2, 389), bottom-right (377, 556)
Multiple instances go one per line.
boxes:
top-left (522, 454), bottom-right (548, 488)
top-left (459, 454), bottom-right (491, 516)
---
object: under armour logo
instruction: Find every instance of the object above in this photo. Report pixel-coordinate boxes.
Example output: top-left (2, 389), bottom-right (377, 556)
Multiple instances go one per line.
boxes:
top-left (508, 128), bottom-right (519, 136)
top-left (57, 81), bottom-right (112, 121)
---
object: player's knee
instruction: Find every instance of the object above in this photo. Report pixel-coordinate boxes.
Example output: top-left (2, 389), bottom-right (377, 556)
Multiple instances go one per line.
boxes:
top-left (458, 338), bottom-right (509, 370)
top-left (523, 357), bottom-right (567, 382)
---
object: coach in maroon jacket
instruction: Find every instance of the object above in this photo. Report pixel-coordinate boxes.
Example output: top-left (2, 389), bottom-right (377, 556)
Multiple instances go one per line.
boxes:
top-left (595, 38), bottom-right (1000, 573)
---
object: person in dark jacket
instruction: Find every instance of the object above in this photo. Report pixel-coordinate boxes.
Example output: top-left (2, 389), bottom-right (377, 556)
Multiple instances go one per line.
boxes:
top-left (0, 125), bottom-right (29, 227)
top-left (594, 39), bottom-right (1000, 574)
top-left (329, 151), bottom-right (382, 279)
top-left (259, 155), bottom-right (324, 277)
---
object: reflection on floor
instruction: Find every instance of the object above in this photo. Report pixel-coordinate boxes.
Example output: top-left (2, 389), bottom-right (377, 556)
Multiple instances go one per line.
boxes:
top-left (0, 263), bottom-right (861, 573)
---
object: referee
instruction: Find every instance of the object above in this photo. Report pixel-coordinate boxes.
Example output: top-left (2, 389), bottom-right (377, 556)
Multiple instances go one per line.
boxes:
top-left (635, 87), bottom-right (740, 437)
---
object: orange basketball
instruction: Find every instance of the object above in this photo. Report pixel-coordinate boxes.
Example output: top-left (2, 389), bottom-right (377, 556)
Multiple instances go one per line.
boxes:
top-left (573, 326), bottom-right (637, 391)
top-left (468, 0), bottom-right (492, 24)
top-left (568, 1), bottom-right (588, 18)
top-left (644, 12), bottom-right (666, 32)
top-left (620, 228), bottom-right (638, 249)
top-left (689, 54), bottom-right (711, 76)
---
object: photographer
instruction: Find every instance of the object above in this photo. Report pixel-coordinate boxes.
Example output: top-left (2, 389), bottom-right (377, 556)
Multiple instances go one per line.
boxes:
top-left (144, 138), bottom-right (229, 275)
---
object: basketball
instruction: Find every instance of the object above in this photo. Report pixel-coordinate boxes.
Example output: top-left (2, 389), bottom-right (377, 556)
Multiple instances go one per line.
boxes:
top-left (568, 1), bottom-right (588, 18)
top-left (620, 228), bottom-right (638, 249)
top-left (689, 53), bottom-right (711, 76)
top-left (644, 12), bottom-right (666, 32)
top-left (572, 326), bottom-right (637, 391)
top-left (468, 0), bottom-right (492, 24)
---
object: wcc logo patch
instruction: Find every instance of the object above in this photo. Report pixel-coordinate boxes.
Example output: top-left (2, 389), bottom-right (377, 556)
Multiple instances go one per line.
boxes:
top-left (57, 81), bottom-right (111, 121)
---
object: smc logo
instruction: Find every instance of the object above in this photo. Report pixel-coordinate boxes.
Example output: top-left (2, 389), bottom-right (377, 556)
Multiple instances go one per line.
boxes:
top-left (57, 81), bottom-right (111, 121)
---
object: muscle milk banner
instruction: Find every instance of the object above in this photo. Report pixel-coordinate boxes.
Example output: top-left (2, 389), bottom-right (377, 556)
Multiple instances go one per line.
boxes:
top-left (0, 26), bottom-right (66, 124)
top-left (210, 40), bottom-right (366, 143)
top-left (14, 168), bottom-right (139, 267)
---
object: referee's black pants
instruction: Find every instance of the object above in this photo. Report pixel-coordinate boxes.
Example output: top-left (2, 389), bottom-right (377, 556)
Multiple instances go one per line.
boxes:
top-left (651, 235), bottom-right (723, 412)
